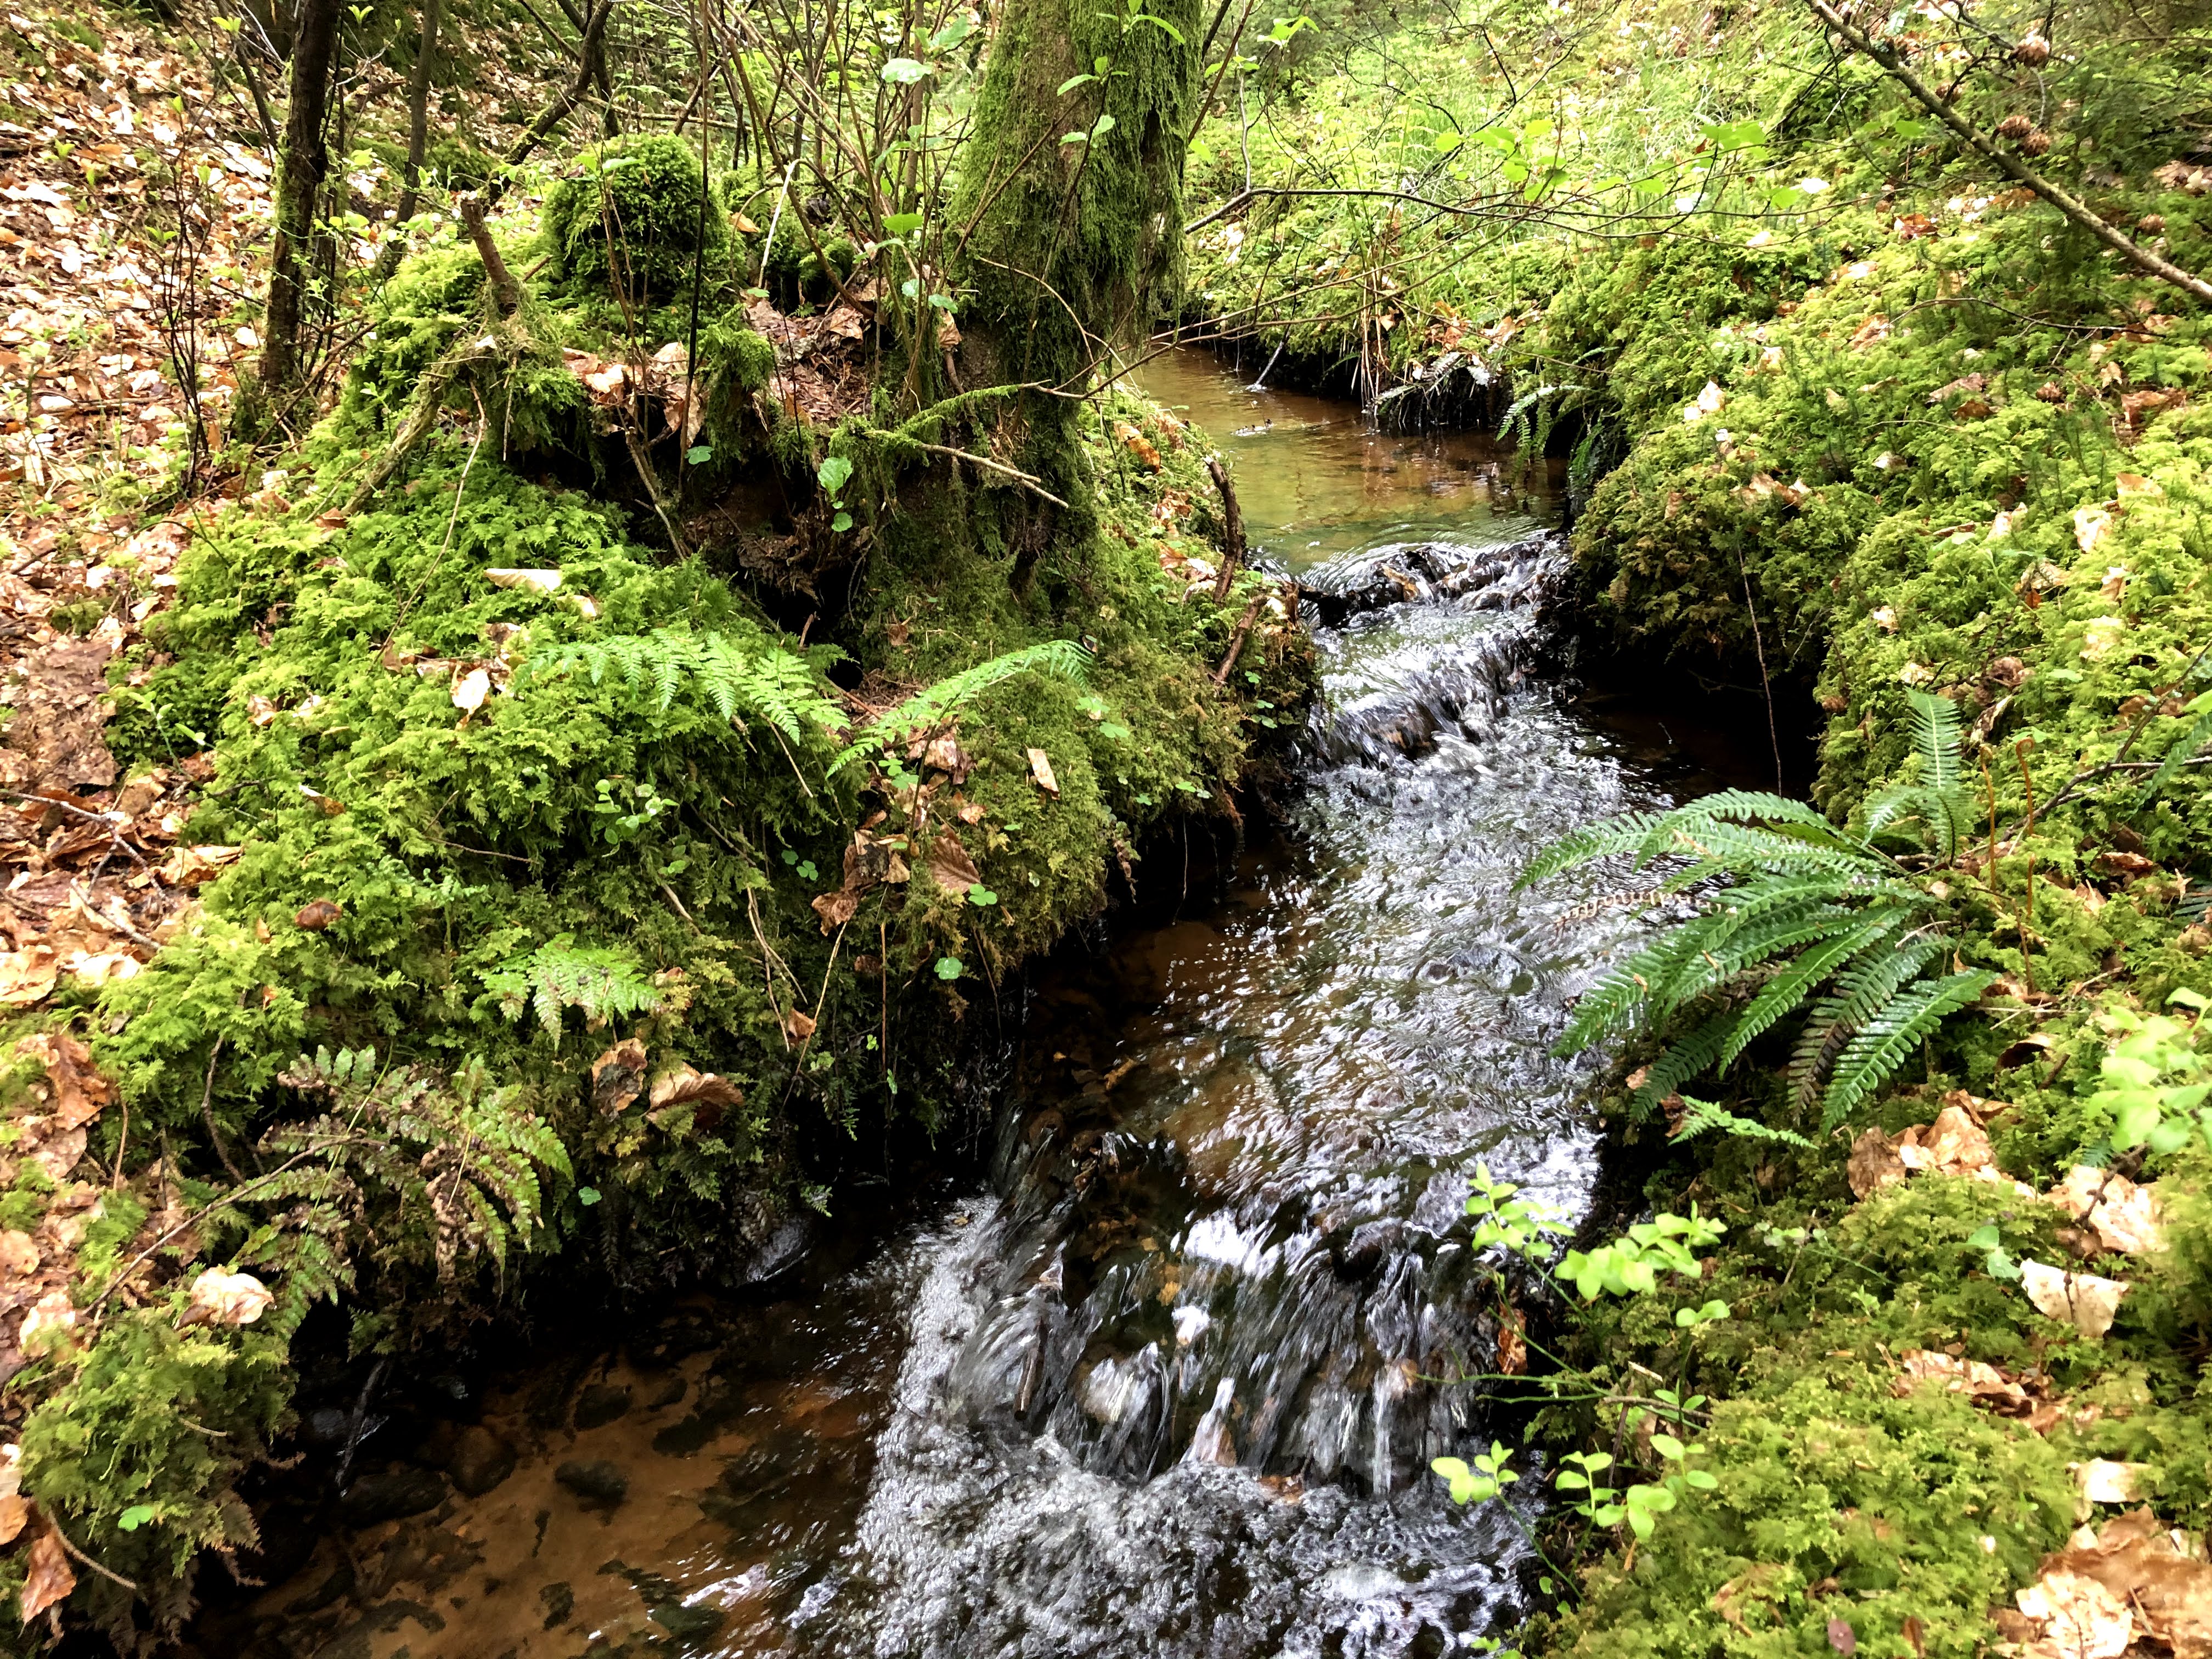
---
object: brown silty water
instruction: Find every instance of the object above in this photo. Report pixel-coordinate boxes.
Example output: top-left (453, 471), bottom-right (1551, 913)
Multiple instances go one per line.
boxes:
top-left (215, 351), bottom-right (1756, 1659)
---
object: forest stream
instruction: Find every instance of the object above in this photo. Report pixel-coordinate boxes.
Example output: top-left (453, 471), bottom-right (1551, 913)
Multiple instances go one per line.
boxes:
top-left (227, 352), bottom-right (1769, 1659)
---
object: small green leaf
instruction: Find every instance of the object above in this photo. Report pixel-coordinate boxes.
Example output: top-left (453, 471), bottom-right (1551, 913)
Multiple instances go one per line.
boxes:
top-left (117, 1505), bottom-right (157, 1532)
top-left (935, 956), bottom-right (963, 980)
top-left (883, 211), bottom-right (926, 235)
top-left (832, 511), bottom-right (854, 533)
top-left (967, 885), bottom-right (999, 907)
top-left (578, 1186), bottom-right (601, 1205)
top-left (817, 455), bottom-right (855, 496)
top-left (798, 860), bottom-right (819, 882)
top-left (686, 444), bottom-right (713, 466)
top-left (882, 57), bottom-right (930, 83)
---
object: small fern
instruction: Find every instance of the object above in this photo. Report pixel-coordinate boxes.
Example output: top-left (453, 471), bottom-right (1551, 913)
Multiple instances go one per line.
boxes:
top-left (525, 626), bottom-right (846, 743)
top-left (482, 936), bottom-right (663, 1037)
top-left (1672, 1095), bottom-right (1815, 1149)
top-left (833, 640), bottom-right (1092, 772)
top-left (1523, 695), bottom-right (1995, 1128)
top-left (262, 1047), bottom-right (573, 1282)
top-left (2139, 686), bottom-right (2212, 806)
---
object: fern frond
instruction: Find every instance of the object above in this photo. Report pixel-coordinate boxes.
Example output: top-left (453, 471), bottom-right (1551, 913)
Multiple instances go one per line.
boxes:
top-left (1673, 1094), bottom-right (1816, 1149)
top-left (526, 627), bottom-right (846, 743)
top-left (482, 938), bottom-right (663, 1039)
top-left (1820, 968), bottom-right (1997, 1124)
top-left (1514, 810), bottom-right (1670, 890)
top-left (1906, 689), bottom-right (1965, 793)
top-left (833, 640), bottom-right (1092, 771)
top-left (1716, 909), bottom-right (1912, 1071)
top-left (2139, 689), bottom-right (2212, 805)
top-left (1790, 934), bottom-right (1949, 1108)
top-left (1629, 1011), bottom-right (1742, 1117)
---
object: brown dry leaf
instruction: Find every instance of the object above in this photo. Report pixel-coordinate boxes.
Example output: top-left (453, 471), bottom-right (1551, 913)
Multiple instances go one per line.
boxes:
top-left (1711, 1564), bottom-right (1787, 1634)
top-left (293, 899), bottom-right (341, 932)
top-left (2022, 1259), bottom-right (2129, 1338)
top-left (451, 667), bottom-right (491, 715)
top-left (1894, 1105), bottom-right (1994, 1176)
top-left (15, 1032), bottom-right (111, 1131)
top-left (2048, 1166), bottom-right (2164, 1256)
top-left (1847, 314), bottom-right (1892, 349)
top-left (784, 1009), bottom-right (817, 1042)
top-left (0, 949), bottom-right (59, 1008)
top-left (19, 1510), bottom-right (76, 1622)
top-left (179, 1268), bottom-right (272, 1327)
top-left (811, 888), bottom-right (862, 932)
top-left (18, 1289), bottom-right (75, 1352)
top-left (483, 568), bottom-right (562, 594)
top-left (925, 831), bottom-right (983, 896)
top-left (0, 639), bottom-right (116, 792)
top-left (158, 844), bottom-right (242, 887)
top-left (2074, 505), bottom-right (2115, 554)
top-left (2014, 1566), bottom-right (2134, 1658)
top-left (1027, 748), bottom-right (1060, 797)
top-left (0, 1495), bottom-right (24, 1548)
top-left (590, 1038), bottom-right (648, 1116)
top-left (647, 1064), bottom-right (744, 1113)
top-left (922, 734), bottom-right (968, 779)
top-left (1894, 1348), bottom-right (2027, 1407)
top-left (2075, 1460), bottom-right (2148, 1506)
top-left (0, 1232), bottom-right (36, 1282)
top-left (1847, 1127), bottom-right (1908, 1198)
top-left (26, 1128), bottom-right (84, 1184)
top-left (2035, 1509), bottom-right (2212, 1657)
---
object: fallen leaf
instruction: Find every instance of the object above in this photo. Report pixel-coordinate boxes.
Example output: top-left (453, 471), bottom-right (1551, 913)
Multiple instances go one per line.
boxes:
top-left (157, 844), bottom-right (242, 886)
top-left (2015, 1567), bottom-right (2133, 1659)
top-left (15, 1032), bottom-right (111, 1131)
top-left (1894, 1104), bottom-right (1994, 1176)
top-left (1847, 1127), bottom-right (1908, 1198)
top-left (2115, 471), bottom-right (2163, 498)
top-left (0, 949), bottom-right (59, 1008)
top-left (2048, 1166), bottom-right (2164, 1255)
top-left (2076, 1460), bottom-right (2147, 1506)
top-left (925, 831), bottom-right (982, 895)
top-left (2074, 505), bottom-right (2114, 555)
top-left (590, 1039), bottom-right (648, 1116)
top-left (179, 1268), bottom-right (272, 1328)
top-left (2022, 1259), bottom-right (2129, 1337)
top-left (2032, 1508), bottom-right (2212, 1656)
top-left (0, 1496), bottom-right (22, 1547)
top-left (1895, 1348), bottom-right (2027, 1407)
top-left (811, 888), bottom-right (862, 932)
top-left (293, 899), bottom-right (342, 931)
top-left (1848, 315), bottom-right (1891, 349)
top-left (483, 568), bottom-right (562, 594)
top-left (647, 1064), bottom-right (744, 1113)
top-left (18, 1290), bottom-right (76, 1352)
top-left (452, 667), bottom-right (491, 714)
top-left (0, 1232), bottom-right (37, 1281)
top-left (19, 1510), bottom-right (75, 1621)
top-left (1827, 1615), bottom-right (1857, 1655)
top-left (784, 1009), bottom-right (817, 1042)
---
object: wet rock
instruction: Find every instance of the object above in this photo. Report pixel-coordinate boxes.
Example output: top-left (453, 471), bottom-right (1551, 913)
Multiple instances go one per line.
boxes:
top-left (304, 1598), bottom-right (444, 1659)
top-left (447, 1425), bottom-right (518, 1497)
top-left (337, 1466), bottom-right (447, 1527)
top-left (574, 1382), bottom-right (633, 1429)
top-left (281, 1560), bottom-right (356, 1618)
top-left (643, 1373), bottom-right (687, 1410)
top-left (649, 1600), bottom-right (727, 1643)
top-left (554, 1458), bottom-right (629, 1505)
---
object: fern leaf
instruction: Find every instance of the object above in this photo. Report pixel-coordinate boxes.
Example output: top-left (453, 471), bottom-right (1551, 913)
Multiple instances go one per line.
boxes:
top-left (1673, 1094), bottom-right (1816, 1149)
top-left (2139, 690), bottom-right (2212, 805)
top-left (1716, 909), bottom-right (1911, 1071)
top-left (1629, 1011), bottom-right (1742, 1116)
top-left (833, 641), bottom-right (1092, 771)
top-left (1514, 811), bottom-right (1669, 889)
top-left (1787, 932), bottom-right (1950, 1108)
top-left (1821, 968), bottom-right (1997, 1124)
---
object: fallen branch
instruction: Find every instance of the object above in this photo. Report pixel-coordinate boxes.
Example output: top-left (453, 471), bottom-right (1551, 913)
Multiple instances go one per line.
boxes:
top-left (458, 195), bottom-right (522, 317)
top-left (1206, 454), bottom-right (1246, 602)
top-left (865, 430), bottom-right (1071, 508)
top-left (1801, 0), bottom-right (2212, 306)
top-left (1213, 589), bottom-right (1266, 684)
top-left (338, 334), bottom-right (504, 516)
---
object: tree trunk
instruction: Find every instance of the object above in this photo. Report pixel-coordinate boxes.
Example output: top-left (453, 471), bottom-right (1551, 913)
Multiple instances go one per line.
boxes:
top-left (257, 0), bottom-right (343, 409)
top-left (374, 0), bottom-right (443, 283)
top-left (950, 0), bottom-right (1204, 585)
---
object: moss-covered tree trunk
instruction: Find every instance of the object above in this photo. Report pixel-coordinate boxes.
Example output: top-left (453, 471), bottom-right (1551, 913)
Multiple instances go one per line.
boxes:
top-left (256, 0), bottom-right (342, 415)
top-left (950, 0), bottom-right (1203, 585)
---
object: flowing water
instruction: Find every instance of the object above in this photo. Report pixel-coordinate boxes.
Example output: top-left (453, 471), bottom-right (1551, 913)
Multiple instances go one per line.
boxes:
top-left (224, 353), bottom-right (1753, 1659)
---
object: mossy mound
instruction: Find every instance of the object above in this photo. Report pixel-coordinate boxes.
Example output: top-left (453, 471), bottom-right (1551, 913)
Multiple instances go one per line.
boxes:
top-left (541, 134), bottom-right (731, 305)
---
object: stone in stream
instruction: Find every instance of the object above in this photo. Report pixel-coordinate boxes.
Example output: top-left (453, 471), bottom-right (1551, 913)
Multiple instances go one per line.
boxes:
top-left (337, 1466), bottom-right (448, 1527)
top-left (554, 1458), bottom-right (629, 1504)
top-left (446, 1425), bottom-right (517, 1497)
top-left (573, 1381), bottom-right (633, 1429)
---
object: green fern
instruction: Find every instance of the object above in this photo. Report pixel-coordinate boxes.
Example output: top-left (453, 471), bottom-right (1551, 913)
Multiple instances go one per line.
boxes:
top-left (2140, 687), bottom-right (2212, 805)
top-left (1525, 694), bottom-right (1991, 1128)
top-left (526, 627), bottom-right (847, 743)
top-left (833, 640), bottom-right (1092, 772)
top-left (262, 1047), bottom-right (574, 1282)
top-left (482, 936), bottom-right (663, 1037)
top-left (1672, 1095), bottom-right (1815, 1149)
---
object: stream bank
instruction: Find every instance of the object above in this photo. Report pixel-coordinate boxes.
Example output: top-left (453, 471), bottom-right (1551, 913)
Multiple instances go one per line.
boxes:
top-left (187, 349), bottom-right (1774, 1659)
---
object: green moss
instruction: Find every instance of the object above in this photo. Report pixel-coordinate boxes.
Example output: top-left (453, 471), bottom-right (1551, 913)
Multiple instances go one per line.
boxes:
top-left (541, 134), bottom-right (730, 306)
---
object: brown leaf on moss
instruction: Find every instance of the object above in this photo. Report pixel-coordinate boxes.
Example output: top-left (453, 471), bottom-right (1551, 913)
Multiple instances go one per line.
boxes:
top-left (179, 1267), bottom-right (272, 1327)
top-left (647, 1064), bottom-right (743, 1115)
top-left (925, 831), bottom-right (982, 896)
top-left (1846, 1127), bottom-right (1908, 1198)
top-left (2047, 1166), bottom-right (2164, 1255)
top-left (1894, 1348), bottom-right (2027, 1407)
top-left (1027, 748), bottom-right (1060, 797)
top-left (2022, 1259), bottom-right (2129, 1337)
top-left (590, 1039), bottom-right (648, 1117)
top-left (15, 1032), bottom-right (111, 1132)
top-left (2029, 1509), bottom-right (2212, 1657)
top-left (19, 1508), bottom-right (75, 1621)
top-left (293, 899), bottom-right (342, 931)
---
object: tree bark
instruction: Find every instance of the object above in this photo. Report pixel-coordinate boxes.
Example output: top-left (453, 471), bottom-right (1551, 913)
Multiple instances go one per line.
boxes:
top-left (374, 0), bottom-right (443, 283)
top-left (257, 0), bottom-right (343, 407)
top-left (490, 0), bottom-right (613, 202)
